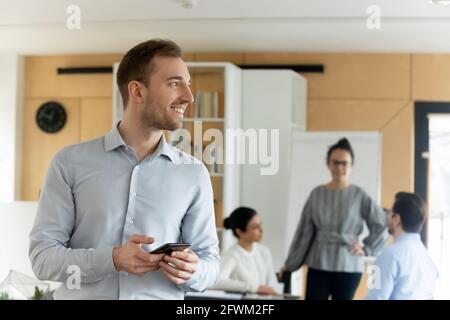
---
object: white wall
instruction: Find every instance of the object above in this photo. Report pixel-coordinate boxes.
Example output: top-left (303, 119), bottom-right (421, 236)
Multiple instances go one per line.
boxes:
top-left (0, 202), bottom-right (38, 281)
top-left (0, 53), bottom-right (24, 201)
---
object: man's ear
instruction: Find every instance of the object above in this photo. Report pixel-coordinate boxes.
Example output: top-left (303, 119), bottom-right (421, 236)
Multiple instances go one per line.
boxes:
top-left (393, 214), bottom-right (402, 228)
top-left (128, 81), bottom-right (145, 105)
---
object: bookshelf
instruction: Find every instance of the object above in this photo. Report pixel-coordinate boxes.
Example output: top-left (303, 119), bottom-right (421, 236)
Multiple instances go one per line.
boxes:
top-left (169, 62), bottom-right (242, 251)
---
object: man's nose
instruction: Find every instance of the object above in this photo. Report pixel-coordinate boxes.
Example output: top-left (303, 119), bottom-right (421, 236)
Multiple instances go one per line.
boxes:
top-left (182, 85), bottom-right (194, 104)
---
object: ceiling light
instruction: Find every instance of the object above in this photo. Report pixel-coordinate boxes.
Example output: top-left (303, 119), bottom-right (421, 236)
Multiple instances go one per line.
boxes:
top-left (180, 0), bottom-right (197, 9)
top-left (429, 0), bottom-right (450, 5)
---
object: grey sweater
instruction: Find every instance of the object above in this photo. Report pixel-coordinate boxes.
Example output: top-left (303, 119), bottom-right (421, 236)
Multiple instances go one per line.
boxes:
top-left (285, 184), bottom-right (388, 273)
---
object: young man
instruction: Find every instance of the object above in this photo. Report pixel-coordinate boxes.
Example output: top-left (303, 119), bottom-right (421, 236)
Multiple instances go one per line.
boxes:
top-left (365, 192), bottom-right (438, 300)
top-left (29, 39), bottom-right (220, 299)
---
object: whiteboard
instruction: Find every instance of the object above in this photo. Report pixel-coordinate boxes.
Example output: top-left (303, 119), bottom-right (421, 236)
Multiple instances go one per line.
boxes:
top-left (284, 131), bottom-right (382, 256)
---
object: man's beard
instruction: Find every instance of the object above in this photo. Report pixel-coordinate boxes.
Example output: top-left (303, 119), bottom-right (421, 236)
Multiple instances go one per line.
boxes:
top-left (141, 102), bottom-right (182, 131)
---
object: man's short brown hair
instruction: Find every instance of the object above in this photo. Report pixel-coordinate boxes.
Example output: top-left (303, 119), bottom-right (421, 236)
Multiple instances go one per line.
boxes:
top-left (116, 39), bottom-right (183, 107)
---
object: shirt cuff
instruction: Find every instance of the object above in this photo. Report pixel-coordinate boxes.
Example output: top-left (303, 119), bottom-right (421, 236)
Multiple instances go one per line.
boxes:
top-left (91, 247), bottom-right (117, 278)
top-left (178, 263), bottom-right (201, 292)
top-left (249, 283), bottom-right (259, 293)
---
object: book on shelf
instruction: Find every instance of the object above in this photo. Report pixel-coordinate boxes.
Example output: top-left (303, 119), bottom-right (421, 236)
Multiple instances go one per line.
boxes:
top-left (194, 90), bottom-right (220, 118)
top-left (212, 91), bottom-right (219, 118)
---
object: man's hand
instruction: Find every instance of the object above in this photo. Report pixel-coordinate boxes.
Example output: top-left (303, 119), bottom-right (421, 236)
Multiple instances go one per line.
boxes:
top-left (347, 241), bottom-right (365, 256)
top-left (112, 234), bottom-right (165, 276)
top-left (159, 249), bottom-right (199, 285)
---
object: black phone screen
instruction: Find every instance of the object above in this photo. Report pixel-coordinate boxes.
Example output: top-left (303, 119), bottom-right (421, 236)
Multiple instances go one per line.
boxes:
top-left (150, 243), bottom-right (191, 254)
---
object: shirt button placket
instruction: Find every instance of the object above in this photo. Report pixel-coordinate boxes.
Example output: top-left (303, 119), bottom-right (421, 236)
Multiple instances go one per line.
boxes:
top-left (124, 164), bottom-right (140, 242)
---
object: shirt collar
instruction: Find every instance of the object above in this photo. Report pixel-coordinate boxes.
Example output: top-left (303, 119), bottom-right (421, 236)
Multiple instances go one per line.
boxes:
top-left (395, 233), bottom-right (421, 243)
top-left (104, 122), bottom-right (126, 152)
top-left (154, 134), bottom-right (180, 163)
top-left (104, 122), bottom-right (180, 163)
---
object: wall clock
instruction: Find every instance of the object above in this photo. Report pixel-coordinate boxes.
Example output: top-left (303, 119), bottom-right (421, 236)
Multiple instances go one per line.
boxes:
top-left (36, 101), bottom-right (67, 133)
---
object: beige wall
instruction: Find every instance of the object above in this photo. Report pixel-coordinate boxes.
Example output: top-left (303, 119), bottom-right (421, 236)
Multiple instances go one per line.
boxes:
top-left (21, 51), bottom-right (450, 298)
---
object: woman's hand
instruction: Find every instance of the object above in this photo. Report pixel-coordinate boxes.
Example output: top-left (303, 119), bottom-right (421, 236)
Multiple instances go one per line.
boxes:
top-left (257, 285), bottom-right (279, 295)
top-left (347, 241), bottom-right (365, 256)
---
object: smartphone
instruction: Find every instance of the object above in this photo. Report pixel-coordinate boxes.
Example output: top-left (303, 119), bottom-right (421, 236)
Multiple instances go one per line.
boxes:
top-left (150, 243), bottom-right (191, 255)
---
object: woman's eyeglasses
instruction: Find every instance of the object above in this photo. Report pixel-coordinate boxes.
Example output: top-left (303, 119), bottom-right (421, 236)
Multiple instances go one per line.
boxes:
top-left (330, 160), bottom-right (352, 167)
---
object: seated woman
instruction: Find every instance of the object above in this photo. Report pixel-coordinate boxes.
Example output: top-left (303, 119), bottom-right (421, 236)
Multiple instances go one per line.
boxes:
top-left (212, 207), bottom-right (280, 295)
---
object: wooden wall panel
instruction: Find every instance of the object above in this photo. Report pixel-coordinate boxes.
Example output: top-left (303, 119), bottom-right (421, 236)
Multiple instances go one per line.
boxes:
top-left (25, 54), bottom-right (122, 98)
top-left (80, 99), bottom-right (112, 142)
top-left (244, 53), bottom-right (411, 100)
top-left (21, 98), bottom-right (80, 200)
top-left (194, 53), bottom-right (244, 64)
top-left (380, 103), bottom-right (414, 207)
top-left (80, 99), bottom-right (113, 142)
top-left (59, 74), bottom-right (114, 98)
top-left (413, 54), bottom-right (450, 101)
top-left (308, 100), bottom-right (407, 131)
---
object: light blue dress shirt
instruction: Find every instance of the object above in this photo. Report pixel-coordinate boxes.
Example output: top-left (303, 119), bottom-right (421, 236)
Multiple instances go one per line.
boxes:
top-left (29, 123), bottom-right (220, 299)
top-left (365, 233), bottom-right (438, 300)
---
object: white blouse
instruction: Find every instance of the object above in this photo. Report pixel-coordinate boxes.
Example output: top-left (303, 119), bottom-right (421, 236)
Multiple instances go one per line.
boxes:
top-left (212, 242), bottom-right (280, 293)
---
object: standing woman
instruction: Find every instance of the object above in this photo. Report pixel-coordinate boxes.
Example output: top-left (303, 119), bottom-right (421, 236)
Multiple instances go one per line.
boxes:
top-left (281, 138), bottom-right (388, 300)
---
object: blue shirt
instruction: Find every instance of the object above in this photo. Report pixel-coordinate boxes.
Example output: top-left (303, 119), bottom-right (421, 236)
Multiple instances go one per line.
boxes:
top-left (365, 233), bottom-right (438, 300)
top-left (29, 123), bottom-right (220, 299)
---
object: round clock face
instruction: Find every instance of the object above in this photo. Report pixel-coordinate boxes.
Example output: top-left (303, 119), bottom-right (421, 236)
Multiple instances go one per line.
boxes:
top-left (36, 101), bottom-right (67, 133)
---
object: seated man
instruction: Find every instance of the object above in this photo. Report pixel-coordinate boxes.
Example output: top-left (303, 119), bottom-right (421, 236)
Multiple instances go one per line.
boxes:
top-left (365, 192), bottom-right (438, 300)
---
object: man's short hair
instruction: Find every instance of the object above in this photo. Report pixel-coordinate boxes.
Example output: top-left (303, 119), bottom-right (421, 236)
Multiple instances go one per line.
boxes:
top-left (116, 39), bottom-right (183, 107)
top-left (393, 192), bottom-right (425, 233)
top-left (395, 191), bottom-right (424, 208)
